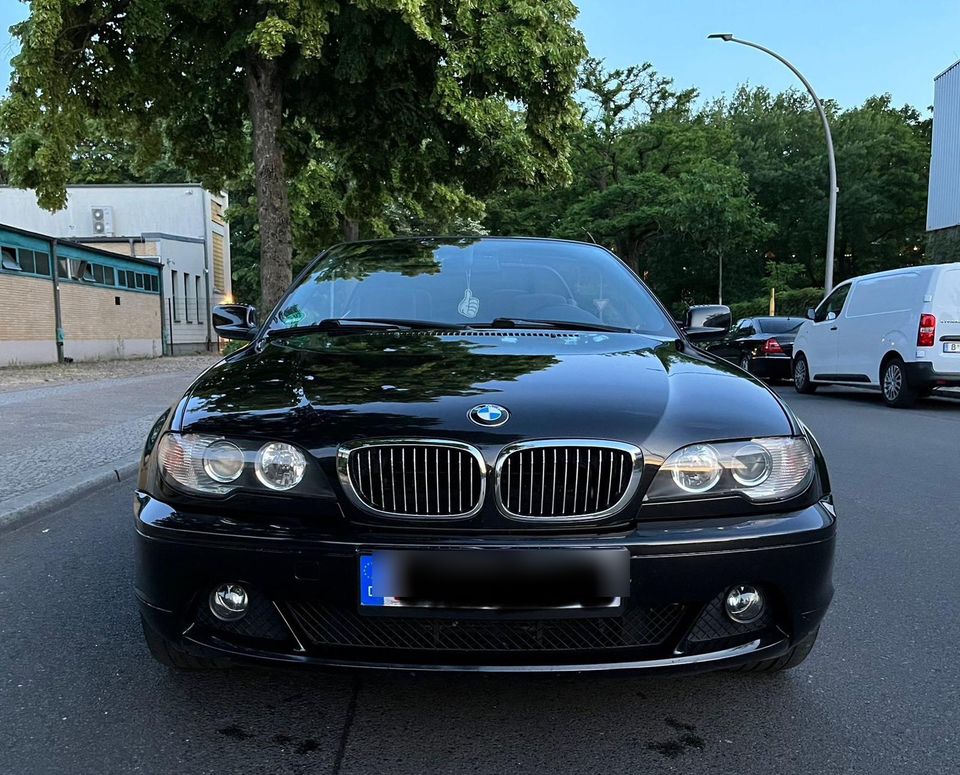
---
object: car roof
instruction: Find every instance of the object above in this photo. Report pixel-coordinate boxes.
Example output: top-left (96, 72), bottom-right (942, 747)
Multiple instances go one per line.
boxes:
top-left (840, 262), bottom-right (960, 285)
top-left (323, 235), bottom-right (602, 251)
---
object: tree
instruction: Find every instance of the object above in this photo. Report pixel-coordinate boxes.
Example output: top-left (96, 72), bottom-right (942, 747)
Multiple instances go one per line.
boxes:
top-left (487, 60), bottom-right (769, 305)
top-left (3, 0), bottom-right (585, 309)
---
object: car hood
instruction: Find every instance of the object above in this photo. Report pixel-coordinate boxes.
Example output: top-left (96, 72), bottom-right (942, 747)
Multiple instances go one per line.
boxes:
top-left (179, 331), bottom-right (794, 459)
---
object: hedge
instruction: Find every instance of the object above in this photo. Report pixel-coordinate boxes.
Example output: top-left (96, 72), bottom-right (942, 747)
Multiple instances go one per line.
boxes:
top-left (728, 287), bottom-right (826, 321)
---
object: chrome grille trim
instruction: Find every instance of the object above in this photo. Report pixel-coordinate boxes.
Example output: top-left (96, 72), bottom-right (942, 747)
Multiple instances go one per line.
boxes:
top-left (337, 439), bottom-right (486, 519)
top-left (494, 440), bottom-right (643, 522)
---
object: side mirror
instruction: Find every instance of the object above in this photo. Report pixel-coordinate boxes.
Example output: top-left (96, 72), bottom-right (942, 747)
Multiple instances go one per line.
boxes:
top-left (683, 304), bottom-right (731, 344)
top-left (213, 304), bottom-right (258, 341)
top-left (685, 304), bottom-right (732, 332)
top-left (825, 311), bottom-right (836, 322)
top-left (807, 307), bottom-right (817, 320)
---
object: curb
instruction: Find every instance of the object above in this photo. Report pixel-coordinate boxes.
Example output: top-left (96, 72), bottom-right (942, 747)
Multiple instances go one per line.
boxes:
top-left (0, 459), bottom-right (140, 534)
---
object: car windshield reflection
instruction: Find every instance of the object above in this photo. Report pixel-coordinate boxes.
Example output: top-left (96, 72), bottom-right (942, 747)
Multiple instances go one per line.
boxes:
top-left (266, 238), bottom-right (675, 338)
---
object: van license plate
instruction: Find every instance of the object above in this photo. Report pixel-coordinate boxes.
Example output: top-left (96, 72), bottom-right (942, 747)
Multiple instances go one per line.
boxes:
top-left (944, 342), bottom-right (960, 353)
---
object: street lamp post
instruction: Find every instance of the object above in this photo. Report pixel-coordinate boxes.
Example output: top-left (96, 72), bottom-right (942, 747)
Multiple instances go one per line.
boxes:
top-left (708, 33), bottom-right (837, 293)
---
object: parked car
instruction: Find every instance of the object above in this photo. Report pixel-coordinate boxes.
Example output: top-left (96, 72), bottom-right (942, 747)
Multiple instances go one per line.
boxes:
top-left (707, 316), bottom-right (804, 380)
top-left (135, 237), bottom-right (835, 675)
top-left (792, 263), bottom-right (960, 407)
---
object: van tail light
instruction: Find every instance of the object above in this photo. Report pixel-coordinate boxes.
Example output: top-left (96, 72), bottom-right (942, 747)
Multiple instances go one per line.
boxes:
top-left (763, 338), bottom-right (785, 355)
top-left (918, 314), bottom-right (936, 347)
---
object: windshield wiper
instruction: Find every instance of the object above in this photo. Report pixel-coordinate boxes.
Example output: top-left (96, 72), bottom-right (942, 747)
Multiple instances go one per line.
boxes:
top-left (266, 319), bottom-right (411, 339)
top-left (265, 318), bottom-right (464, 339)
top-left (475, 317), bottom-right (631, 333)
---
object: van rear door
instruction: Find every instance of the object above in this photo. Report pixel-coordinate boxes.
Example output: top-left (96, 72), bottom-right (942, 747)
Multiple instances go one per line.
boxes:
top-left (931, 267), bottom-right (960, 377)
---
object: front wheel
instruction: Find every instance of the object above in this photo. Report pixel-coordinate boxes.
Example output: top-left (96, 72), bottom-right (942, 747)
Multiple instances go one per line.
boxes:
top-left (793, 356), bottom-right (817, 394)
top-left (881, 357), bottom-right (916, 408)
top-left (739, 354), bottom-right (752, 374)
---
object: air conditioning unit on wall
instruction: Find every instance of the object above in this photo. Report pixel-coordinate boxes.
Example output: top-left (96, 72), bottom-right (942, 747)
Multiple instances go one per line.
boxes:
top-left (91, 206), bottom-right (114, 236)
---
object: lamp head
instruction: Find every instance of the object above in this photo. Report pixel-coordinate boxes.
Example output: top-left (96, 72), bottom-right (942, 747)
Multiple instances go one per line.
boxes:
top-left (707, 33), bottom-right (735, 42)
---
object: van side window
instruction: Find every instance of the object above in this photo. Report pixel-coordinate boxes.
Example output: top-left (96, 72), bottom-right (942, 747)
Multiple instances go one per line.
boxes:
top-left (814, 284), bottom-right (850, 323)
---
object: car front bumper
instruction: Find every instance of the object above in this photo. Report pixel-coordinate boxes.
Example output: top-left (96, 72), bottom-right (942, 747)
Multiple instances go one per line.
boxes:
top-left (134, 494), bottom-right (836, 673)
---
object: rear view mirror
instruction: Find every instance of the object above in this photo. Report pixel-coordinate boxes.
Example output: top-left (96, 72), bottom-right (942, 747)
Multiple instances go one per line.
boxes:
top-left (213, 304), bottom-right (258, 341)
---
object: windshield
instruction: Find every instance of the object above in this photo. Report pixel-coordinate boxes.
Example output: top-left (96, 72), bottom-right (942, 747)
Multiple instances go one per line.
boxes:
top-left (757, 318), bottom-right (803, 334)
top-left (266, 238), bottom-right (675, 336)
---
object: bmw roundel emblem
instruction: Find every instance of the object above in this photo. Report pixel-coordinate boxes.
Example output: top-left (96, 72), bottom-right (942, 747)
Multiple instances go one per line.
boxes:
top-left (468, 403), bottom-right (509, 427)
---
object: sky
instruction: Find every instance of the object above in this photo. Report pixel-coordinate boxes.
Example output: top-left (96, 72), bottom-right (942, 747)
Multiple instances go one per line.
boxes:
top-left (2, 0), bottom-right (959, 111)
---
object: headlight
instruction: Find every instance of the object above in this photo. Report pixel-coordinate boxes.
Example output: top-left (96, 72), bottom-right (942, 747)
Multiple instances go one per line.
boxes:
top-left (157, 433), bottom-right (311, 495)
top-left (255, 442), bottom-right (306, 491)
top-left (646, 437), bottom-right (814, 503)
top-left (202, 440), bottom-right (245, 483)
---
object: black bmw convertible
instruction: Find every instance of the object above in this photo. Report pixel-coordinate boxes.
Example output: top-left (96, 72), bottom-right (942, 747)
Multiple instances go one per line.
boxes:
top-left (135, 236), bottom-right (835, 673)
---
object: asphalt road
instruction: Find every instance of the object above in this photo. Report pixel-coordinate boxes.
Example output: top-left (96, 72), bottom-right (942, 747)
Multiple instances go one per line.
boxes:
top-left (2, 385), bottom-right (959, 774)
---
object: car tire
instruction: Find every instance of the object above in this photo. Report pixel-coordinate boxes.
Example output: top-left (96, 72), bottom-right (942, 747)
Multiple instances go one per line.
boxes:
top-left (793, 355), bottom-right (817, 394)
top-left (736, 627), bottom-right (819, 673)
top-left (881, 357), bottom-right (916, 408)
top-left (739, 354), bottom-right (752, 374)
top-left (141, 615), bottom-right (231, 670)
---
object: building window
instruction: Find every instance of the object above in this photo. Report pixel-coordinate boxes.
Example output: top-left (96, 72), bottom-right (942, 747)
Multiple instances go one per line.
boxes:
top-left (212, 232), bottom-right (226, 292)
top-left (104, 266), bottom-right (115, 285)
top-left (0, 247), bottom-right (51, 277)
top-left (1, 246), bottom-right (21, 271)
top-left (171, 270), bottom-right (180, 321)
top-left (195, 276), bottom-right (202, 323)
top-left (211, 199), bottom-right (225, 225)
top-left (184, 272), bottom-right (192, 322)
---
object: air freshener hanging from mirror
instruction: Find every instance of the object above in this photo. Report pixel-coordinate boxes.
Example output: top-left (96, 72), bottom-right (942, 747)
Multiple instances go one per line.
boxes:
top-left (458, 288), bottom-right (480, 318)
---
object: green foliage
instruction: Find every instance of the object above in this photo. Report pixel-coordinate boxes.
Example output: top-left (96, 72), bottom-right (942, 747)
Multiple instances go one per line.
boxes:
top-left (729, 287), bottom-right (825, 320)
top-left (927, 226), bottom-right (960, 263)
top-left (3, 0), bottom-right (587, 308)
top-left (488, 60), bottom-right (771, 306)
top-left (490, 66), bottom-right (933, 311)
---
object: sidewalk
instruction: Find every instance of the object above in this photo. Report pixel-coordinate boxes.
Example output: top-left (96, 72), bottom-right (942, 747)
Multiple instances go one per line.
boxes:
top-left (0, 355), bottom-right (220, 529)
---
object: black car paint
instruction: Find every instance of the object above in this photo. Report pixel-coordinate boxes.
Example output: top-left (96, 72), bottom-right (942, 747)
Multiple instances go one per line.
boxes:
top-left (135, 237), bottom-right (835, 673)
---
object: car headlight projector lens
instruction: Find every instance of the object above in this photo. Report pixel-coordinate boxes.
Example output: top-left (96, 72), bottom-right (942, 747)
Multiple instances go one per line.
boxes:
top-left (202, 441), bottom-right (245, 483)
top-left (670, 444), bottom-right (722, 494)
top-left (730, 442), bottom-right (773, 487)
top-left (255, 442), bottom-right (306, 490)
top-left (646, 436), bottom-right (814, 503)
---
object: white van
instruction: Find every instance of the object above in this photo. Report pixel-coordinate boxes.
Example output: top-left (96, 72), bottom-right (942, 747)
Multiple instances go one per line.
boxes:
top-left (792, 263), bottom-right (960, 407)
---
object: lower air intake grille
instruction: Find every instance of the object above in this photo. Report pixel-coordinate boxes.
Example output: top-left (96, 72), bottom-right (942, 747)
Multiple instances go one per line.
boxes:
top-left (496, 442), bottom-right (641, 519)
top-left (338, 441), bottom-right (484, 518)
top-left (285, 602), bottom-right (683, 652)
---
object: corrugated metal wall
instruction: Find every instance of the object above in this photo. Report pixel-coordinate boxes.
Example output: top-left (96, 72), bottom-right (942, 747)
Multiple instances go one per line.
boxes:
top-left (928, 59), bottom-right (960, 231)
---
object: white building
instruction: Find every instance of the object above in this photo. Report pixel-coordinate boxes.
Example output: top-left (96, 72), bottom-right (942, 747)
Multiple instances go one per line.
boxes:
top-left (927, 58), bottom-right (960, 261)
top-left (0, 184), bottom-right (232, 354)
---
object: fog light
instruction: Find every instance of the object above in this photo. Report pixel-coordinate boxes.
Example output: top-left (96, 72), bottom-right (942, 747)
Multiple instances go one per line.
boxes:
top-left (724, 585), bottom-right (764, 623)
top-left (209, 583), bottom-right (248, 621)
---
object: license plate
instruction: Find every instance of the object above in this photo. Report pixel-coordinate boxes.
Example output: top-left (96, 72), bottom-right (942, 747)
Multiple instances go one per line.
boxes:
top-left (944, 342), bottom-right (960, 353)
top-left (359, 554), bottom-right (403, 607)
top-left (359, 549), bottom-right (629, 609)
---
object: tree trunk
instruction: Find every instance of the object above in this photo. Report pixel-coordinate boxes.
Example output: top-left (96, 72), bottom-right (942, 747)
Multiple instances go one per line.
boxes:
top-left (246, 54), bottom-right (293, 313)
top-left (341, 216), bottom-right (359, 242)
